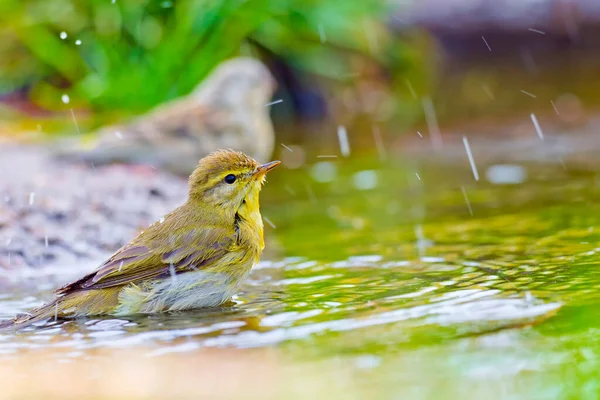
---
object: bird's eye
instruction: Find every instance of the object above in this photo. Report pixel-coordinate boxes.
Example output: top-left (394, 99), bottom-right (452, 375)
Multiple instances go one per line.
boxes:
top-left (224, 174), bottom-right (236, 184)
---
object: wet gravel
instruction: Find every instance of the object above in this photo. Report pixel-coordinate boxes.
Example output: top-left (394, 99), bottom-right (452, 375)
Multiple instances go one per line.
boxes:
top-left (0, 144), bottom-right (188, 271)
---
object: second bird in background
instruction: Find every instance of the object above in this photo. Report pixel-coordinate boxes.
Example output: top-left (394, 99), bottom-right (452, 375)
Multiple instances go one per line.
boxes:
top-left (58, 57), bottom-right (276, 174)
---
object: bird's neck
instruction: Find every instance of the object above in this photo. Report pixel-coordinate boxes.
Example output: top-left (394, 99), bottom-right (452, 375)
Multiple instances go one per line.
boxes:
top-left (185, 190), bottom-right (264, 251)
top-left (236, 193), bottom-right (264, 251)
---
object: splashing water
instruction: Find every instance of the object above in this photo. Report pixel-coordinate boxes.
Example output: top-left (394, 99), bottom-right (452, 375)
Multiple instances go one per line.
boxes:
top-left (462, 136), bottom-right (479, 181)
top-left (337, 126), bottom-right (351, 157)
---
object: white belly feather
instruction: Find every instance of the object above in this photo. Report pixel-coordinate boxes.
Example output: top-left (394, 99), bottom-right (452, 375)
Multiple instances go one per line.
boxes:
top-left (114, 259), bottom-right (255, 315)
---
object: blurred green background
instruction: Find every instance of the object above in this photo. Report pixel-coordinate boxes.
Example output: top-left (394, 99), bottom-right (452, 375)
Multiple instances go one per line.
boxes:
top-left (3, 0), bottom-right (600, 148)
top-left (0, 0), bottom-right (430, 138)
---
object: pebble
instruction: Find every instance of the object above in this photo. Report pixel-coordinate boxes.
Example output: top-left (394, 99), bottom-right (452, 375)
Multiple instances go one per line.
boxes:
top-left (0, 145), bottom-right (187, 270)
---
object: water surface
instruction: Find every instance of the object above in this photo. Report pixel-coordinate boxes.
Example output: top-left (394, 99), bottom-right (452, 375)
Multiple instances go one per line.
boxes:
top-left (1, 146), bottom-right (599, 399)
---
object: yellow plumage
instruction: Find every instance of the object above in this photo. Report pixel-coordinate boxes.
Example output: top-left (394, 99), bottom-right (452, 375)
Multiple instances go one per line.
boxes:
top-left (2, 150), bottom-right (279, 330)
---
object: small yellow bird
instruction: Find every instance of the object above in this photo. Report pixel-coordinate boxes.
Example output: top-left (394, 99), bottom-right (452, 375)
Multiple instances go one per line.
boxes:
top-left (57, 58), bottom-right (276, 175)
top-left (1, 150), bottom-right (279, 330)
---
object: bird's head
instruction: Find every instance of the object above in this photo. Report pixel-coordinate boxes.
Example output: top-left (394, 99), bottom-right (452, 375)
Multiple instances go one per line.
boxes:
top-left (187, 149), bottom-right (280, 216)
top-left (193, 58), bottom-right (276, 110)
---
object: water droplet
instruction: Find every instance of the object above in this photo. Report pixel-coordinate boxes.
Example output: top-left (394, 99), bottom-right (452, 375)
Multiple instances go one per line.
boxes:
top-left (481, 35), bottom-right (491, 51)
top-left (60, 32), bottom-right (67, 40)
top-left (264, 99), bottom-right (283, 107)
top-left (169, 264), bottom-right (177, 282)
top-left (352, 170), bottom-right (378, 190)
top-left (355, 355), bottom-right (381, 369)
top-left (263, 216), bottom-right (276, 229)
top-left (462, 136), bottom-right (479, 181)
top-left (337, 126), bottom-right (350, 157)
top-left (520, 90), bottom-right (536, 98)
top-left (371, 125), bottom-right (387, 162)
top-left (422, 97), bottom-right (442, 150)
top-left (461, 186), bottom-right (473, 216)
top-left (486, 164), bottom-right (527, 185)
top-left (61, 94), bottom-right (70, 104)
top-left (528, 28), bottom-right (546, 35)
top-left (318, 23), bottom-right (326, 43)
top-left (310, 162), bottom-right (337, 183)
top-left (530, 113), bottom-right (544, 140)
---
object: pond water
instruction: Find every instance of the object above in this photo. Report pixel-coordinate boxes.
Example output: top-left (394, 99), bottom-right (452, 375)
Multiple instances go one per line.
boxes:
top-left (1, 142), bottom-right (599, 399)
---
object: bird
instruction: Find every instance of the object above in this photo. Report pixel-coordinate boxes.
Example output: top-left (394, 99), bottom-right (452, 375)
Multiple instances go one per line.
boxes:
top-left (1, 149), bottom-right (280, 331)
top-left (56, 57), bottom-right (277, 175)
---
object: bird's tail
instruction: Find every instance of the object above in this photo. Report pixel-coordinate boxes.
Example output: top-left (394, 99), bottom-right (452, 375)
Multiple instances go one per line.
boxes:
top-left (0, 299), bottom-right (60, 332)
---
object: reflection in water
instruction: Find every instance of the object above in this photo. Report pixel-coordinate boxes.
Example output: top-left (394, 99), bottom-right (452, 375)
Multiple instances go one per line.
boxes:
top-left (0, 253), bottom-right (565, 355)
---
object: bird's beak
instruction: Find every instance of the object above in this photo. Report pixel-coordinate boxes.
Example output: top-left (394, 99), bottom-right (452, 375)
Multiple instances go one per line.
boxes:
top-left (253, 160), bottom-right (281, 177)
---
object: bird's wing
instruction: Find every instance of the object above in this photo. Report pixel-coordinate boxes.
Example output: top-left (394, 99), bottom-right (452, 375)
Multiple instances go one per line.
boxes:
top-left (56, 225), bottom-right (235, 295)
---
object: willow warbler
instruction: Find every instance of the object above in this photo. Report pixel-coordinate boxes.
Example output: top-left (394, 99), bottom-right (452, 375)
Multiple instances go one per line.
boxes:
top-left (57, 58), bottom-right (276, 175)
top-left (2, 150), bottom-right (279, 330)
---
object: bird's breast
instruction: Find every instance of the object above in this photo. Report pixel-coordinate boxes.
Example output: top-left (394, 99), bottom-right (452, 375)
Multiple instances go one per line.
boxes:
top-left (236, 208), bottom-right (264, 252)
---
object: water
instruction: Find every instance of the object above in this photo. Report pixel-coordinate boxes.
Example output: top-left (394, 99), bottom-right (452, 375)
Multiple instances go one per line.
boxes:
top-left (1, 148), bottom-right (600, 398)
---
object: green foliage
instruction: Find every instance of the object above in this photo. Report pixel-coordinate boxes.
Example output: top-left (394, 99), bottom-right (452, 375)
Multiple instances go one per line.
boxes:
top-left (1, 0), bottom-right (403, 115)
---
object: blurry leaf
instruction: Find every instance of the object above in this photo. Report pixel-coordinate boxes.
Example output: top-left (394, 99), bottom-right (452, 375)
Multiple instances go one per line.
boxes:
top-left (13, 25), bottom-right (86, 81)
